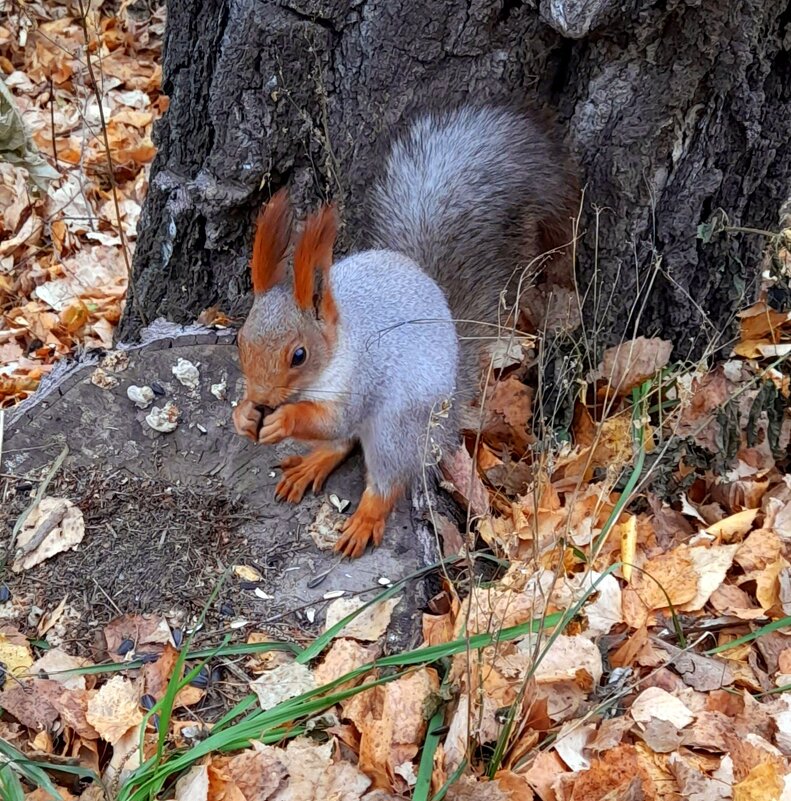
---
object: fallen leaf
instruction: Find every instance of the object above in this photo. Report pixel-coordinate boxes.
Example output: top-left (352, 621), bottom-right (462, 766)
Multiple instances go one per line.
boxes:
top-left (706, 508), bottom-right (760, 541)
top-left (595, 337), bottom-right (672, 395)
top-left (272, 736), bottom-right (372, 800)
top-left (29, 648), bottom-right (90, 690)
top-left (679, 544), bottom-right (739, 612)
top-left (0, 679), bottom-right (62, 730)
top-left (174, 763), bottom-right (208, 801)
top-left (622, 545), bottom-right (698, 627)
top-left (313, 638), bottom-right (378, 688)
top-left (225, 748), bottom-right (287, 800)
top-left (12, 497), bottom-right (85, 572)
top-left (343, 668), bottom-right (438, 790)
top-left (251, 662), bottom-right (315, 712)
top-left (631, 687), bottom-right (694, 730)
top-left (86, 675), bottom-right (143, 744)
top-left (524, 750), bottom-right (567, 801)
top-left (568, 745), bottom-right (651, 801)
top-left (324, 596), bottom-right (402, 642)
top-left (733, 761), bottom-right (784, 801)
top-left (0, 631), bottom-right (33, 677)
top-left (440, 446), bottom-right (490, 518)
top-left (103, 613), bottom-right (173, 658)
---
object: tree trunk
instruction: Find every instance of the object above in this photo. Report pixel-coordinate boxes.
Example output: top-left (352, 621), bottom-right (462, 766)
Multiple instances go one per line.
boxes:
top-left (119, 0), bottom-right (791, 357)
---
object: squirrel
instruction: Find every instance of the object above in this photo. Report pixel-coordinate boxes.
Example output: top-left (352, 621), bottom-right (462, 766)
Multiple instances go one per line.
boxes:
top-left (233, 104), bottom-right (578, 558)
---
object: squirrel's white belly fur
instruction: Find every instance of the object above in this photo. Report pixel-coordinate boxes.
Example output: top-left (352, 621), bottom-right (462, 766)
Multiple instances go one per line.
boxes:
top-left (304, 249), bottom-right (458, 491)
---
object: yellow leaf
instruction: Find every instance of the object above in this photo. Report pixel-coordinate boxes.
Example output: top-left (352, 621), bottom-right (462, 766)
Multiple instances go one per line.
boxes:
top-left (0, 634), bottom-right (33, 676)
top-left (706, 508), bottom-right (759, 541)
top-left (733, 761), bottom-right (783, 801)
top-left (619, 515), bottom-right (637, 582)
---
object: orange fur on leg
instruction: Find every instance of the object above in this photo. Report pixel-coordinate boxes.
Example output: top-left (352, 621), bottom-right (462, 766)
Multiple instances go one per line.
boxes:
top-left (276, 440), bottom-right (353, 503)
top-left (335, 486), bottom-right (401, 559)
top-left (259, 401), bottom-right (337, 445)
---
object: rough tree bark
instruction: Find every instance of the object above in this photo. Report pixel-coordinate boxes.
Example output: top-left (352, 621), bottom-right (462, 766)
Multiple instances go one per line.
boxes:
top-left (119, 0), bottom-right (791, 358)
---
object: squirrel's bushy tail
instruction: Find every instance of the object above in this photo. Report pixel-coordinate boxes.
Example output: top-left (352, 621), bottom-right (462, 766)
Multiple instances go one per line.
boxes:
top-left (369, 105), bottom-right (578, 392)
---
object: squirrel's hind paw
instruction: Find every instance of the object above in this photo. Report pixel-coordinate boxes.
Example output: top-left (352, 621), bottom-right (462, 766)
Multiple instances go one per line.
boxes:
top-left (335, 487), bottom-right (399, 559)
top-left (276, 442), bottom-right (352, 503)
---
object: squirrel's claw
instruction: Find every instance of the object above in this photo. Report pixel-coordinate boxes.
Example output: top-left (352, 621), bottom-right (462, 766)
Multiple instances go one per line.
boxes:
top-left (335, 487), bottom-right (398, 559)
top-left (335, 513), bottom-right (384, 559)
top-left (276, 443), bottom-right (352, 503)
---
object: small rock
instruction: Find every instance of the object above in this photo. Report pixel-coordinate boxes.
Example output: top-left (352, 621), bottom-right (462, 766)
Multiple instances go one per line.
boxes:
top-left (171, 358), bottom-right (200, 389)
top-left (90, 368), bottom-right (118, 389)
top-left (127, 385), bottom-right (155, 409)
top-left (101, 351), bottom-right (129, 372)
top-left (210, 379), bottom-right (227, 400)
top-left (145, 402), bottom-right (180, 433)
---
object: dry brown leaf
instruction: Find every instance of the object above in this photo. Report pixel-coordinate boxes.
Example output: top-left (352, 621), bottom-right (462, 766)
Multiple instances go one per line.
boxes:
top-left (53, 688), bottom-right (100, 740)
top-left (679, 544), bottom-right (739, 612)
top-left (709, 584), bottom-right (765, 620)
top-left (226, 748), bottom-right (287, 800)
top-left (344, 668), bottom-right (438, 790)
top-left (668, 753), bottom-right (730, 800)
top-left (440, 446), bottom-right (490, 518)
top-left (85, 675), bottom-right (143, 744)
top-left (524, 750), bottom-right (567, 801)
top-left (29, 648), bottom-right (91, 691)
top-left (313, 638), bottom-right (379, 688)
top-left (0, 679), bottom-right (63, 730)
top-left (622, 546), bottom-right (697, 627)
top-left (174, 763), bottom-right (209, 801)
top-left (705, 508), bottom-right (760, 540)
top-left (631, 687), bottom-right (694, 730)
top-left (142, 642), bottom-right (179, 699)
top-left (481, 375), bottom-right (533, 452)
top-left (596, 336), bottom-right (673, 395)
top-left (272, 737), bottom-right (372, 800)
top-left (735, 528), bottom-right (783, 573)
top-left (12, 497), bottom-right (85, 572)
top-left (251, 662), bottom-right (315, 712)
top-left (324, 596), bottom-right (401, 642)
top-left (103, 613), bottom-right (173, 658)
top-left (567, 745), bottom-right (654, 801)
top-left (493, 771), bottom-right (536, 800)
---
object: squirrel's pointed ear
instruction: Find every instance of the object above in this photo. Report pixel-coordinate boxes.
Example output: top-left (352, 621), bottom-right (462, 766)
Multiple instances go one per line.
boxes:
top-left (251, 187), bottom-right (293, 294)
top-left (293, 203), bottom-right (338, 323)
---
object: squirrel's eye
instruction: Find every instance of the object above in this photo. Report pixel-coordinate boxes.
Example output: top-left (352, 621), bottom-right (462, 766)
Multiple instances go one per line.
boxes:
top-left (291, 347), bottom-right (307, 367)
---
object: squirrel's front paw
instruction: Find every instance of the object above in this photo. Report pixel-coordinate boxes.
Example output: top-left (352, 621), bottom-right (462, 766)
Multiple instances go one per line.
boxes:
top-left (233, 399), bottom-right (263, 441)
top-left (259, 406), bottom-right (295, 445)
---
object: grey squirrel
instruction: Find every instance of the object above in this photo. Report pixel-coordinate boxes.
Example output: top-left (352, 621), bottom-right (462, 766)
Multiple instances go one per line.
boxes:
top-left (233, 105), bottom-right (578, 557)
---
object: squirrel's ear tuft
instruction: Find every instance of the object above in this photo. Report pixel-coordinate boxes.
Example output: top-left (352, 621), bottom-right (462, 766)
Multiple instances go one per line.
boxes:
top-left (251, 187), bottom-right (293, 294)
top-left (293, 203), bottom-right (338, 323)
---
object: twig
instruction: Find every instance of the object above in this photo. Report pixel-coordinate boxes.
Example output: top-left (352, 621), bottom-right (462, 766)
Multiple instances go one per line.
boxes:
top-left (48, 76), bottom-right (59, 168)
top-left (76, 0), bottom-right (147, 329)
